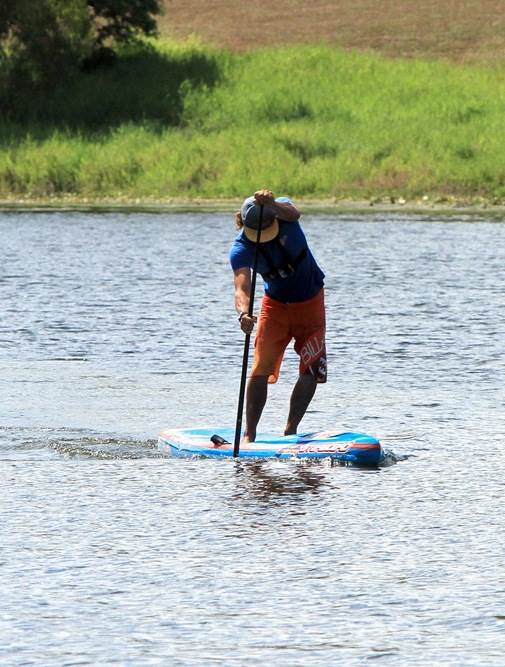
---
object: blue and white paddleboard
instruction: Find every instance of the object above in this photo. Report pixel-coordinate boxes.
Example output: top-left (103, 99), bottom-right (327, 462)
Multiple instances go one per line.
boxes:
top-left (158, 428), bottom-right (384, 465)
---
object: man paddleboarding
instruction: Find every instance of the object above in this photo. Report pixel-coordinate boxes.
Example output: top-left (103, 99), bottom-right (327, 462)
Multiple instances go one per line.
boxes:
top-left (230, 189), bottom-right (327, 443)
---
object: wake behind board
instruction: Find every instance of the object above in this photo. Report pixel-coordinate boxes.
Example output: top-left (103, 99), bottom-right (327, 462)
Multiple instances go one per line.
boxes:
top-left (158, 428), bottom-right (384, 466)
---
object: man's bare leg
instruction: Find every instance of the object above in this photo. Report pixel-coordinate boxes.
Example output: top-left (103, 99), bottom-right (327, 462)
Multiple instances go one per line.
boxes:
top-left (284, 373), bottom-right (317, 435)
top-left (243, 375), bottom-right (269, 443)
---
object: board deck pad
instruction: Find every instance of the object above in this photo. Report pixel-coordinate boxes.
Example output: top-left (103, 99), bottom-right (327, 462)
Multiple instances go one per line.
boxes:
top-left (158, 428), bottom-right (384, 465)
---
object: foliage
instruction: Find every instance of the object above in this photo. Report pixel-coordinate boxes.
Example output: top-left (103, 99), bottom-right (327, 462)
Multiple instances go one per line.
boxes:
top-left (88, 0), bottom-right (161, 46)
top-left (1, 1), bottom-right (91, 82)
top-left (0, 0), bottom-right (162, 97)
top-left (1, 39), bottom-right (223, 126)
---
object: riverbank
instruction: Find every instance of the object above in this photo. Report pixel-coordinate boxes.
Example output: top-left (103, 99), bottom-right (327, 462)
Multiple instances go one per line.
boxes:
top-left (2, 40), bottom-right (505, 204)
top-left (2, 194), bottom-right (505, 218)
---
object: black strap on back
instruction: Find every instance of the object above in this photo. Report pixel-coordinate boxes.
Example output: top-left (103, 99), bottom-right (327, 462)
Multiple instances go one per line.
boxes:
top-left (257, 239), bottom-right (308, 281)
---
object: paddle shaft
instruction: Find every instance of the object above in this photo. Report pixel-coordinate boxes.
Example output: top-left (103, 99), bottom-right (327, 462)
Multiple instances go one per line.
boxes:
top-left (233, 204), bottom-right (264, 456)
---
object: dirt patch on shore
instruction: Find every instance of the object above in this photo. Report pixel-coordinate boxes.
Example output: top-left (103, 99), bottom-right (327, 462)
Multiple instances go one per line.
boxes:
top-left (160, 0), bottom-right (505, 63)
top-left (3, 195), bottom-right (505, 218)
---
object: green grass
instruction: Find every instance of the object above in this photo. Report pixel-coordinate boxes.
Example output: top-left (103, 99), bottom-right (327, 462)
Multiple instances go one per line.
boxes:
top-left (1, 39), bottom-right (505, 203)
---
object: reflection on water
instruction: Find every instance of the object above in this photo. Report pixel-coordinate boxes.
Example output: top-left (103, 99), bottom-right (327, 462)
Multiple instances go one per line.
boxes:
top-left (234, 460), bottom-right (329, 501)
top-left (1, 210), bottom-right (505, 666)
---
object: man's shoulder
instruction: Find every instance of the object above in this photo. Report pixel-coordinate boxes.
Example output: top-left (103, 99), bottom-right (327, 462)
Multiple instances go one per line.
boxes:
top-left (230, 232), bottom-right (248, 252)
top-left (229, 233), bottom-right (252, 269)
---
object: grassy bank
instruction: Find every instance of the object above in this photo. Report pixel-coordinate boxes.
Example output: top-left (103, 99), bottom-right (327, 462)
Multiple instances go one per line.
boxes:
top-left (1, 40), bottom-right (504, 204)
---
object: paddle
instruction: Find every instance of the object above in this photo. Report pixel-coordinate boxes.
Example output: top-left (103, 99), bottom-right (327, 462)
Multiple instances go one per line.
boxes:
top-left (233, 204), bottom-right (264, 457)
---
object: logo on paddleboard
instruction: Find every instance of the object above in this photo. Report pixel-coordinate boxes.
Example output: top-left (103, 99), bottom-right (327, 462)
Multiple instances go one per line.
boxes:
top-left (281, 442), bottom-right (350, 455)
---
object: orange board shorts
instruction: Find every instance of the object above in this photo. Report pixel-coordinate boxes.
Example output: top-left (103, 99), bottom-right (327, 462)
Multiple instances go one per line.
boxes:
top-left (251, 288), bottom-right (327, 384)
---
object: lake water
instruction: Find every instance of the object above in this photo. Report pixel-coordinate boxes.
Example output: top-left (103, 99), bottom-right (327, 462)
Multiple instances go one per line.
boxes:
top-left (1, 209), bottom-right (504, 666)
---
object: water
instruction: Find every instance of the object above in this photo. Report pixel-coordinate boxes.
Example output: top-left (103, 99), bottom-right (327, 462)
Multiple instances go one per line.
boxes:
top-left (1, 210), bottom-right (504, 666)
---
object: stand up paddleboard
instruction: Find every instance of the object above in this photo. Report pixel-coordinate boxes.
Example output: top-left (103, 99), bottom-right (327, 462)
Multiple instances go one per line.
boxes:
top-left (158, 428), bottom-right (384, 466)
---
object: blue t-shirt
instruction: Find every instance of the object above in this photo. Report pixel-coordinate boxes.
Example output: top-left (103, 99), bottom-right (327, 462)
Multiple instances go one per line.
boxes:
top-left (229, 211), bottom-right (325, 304)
